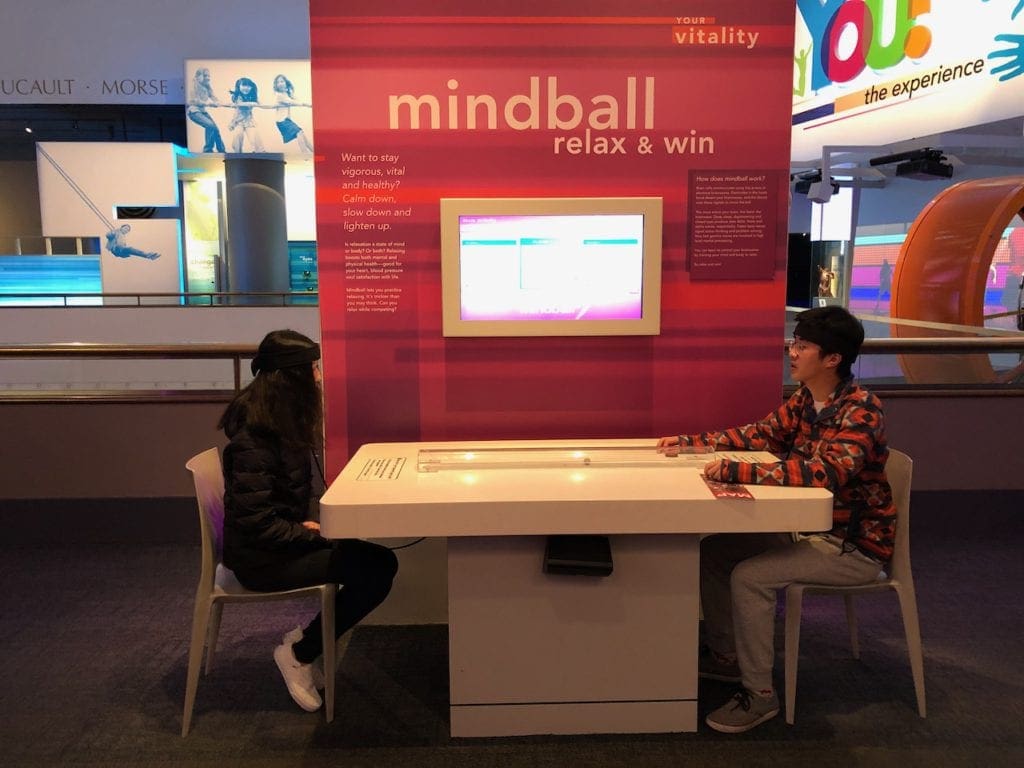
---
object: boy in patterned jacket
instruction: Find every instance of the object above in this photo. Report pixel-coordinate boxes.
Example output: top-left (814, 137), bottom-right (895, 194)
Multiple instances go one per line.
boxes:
top-left (657, 305), bottom-right (895, 733)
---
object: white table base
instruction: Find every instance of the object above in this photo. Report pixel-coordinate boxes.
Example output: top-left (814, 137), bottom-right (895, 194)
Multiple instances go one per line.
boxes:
top-left (448, 533), bottom-right (700, 736)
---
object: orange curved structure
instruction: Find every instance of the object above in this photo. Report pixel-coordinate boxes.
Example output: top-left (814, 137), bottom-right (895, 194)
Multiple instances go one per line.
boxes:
top-left (890, 175), bottom-right (1024, 384)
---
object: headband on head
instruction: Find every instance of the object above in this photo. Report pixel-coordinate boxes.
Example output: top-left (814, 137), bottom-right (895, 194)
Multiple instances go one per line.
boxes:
top-left (251, 342), bottom-right (321, 375)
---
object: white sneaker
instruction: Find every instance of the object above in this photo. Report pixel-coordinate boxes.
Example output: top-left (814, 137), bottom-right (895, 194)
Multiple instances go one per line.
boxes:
top-left (283, 626), bottom-right (325, 690)
top-left (273, 642), bottom-right (322, 712)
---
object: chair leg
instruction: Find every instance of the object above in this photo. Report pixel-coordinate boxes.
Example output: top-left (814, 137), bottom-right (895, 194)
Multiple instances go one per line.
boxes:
top-left (784, 586), bottom-right (805, 725)
top-left (895, 583), bottom-right (927, 718)
top-left (204, 601), bottom-right (224, 675)
top-left (844, 595), bottom-right (860, 659)
top-left (321, 585), bottom-right (337, 723)
top-left (182, 596), bottom-right (212, 737)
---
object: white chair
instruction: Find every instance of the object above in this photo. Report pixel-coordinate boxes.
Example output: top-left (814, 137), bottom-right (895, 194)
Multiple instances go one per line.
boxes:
top-left (783, 449), bottom-right (925, 723)
top-left (182, 447), bottom-right (337, 736)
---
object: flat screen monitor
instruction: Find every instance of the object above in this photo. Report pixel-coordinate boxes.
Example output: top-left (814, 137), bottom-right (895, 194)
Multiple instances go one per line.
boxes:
top-left (440, 197), bottom-right (663, 337)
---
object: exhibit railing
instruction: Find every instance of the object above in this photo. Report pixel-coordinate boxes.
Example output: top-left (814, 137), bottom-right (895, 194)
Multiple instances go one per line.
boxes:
top-left (1, 334), bottom-right (1023, 403)
top-left (783, 309), bottom-right (1024, 395)
top-left (0, 343), bottom-right (257, 402)
top-left (0, 291), bottom-right (317, 306)
top-left (1, 235), bottom-right (319, 305)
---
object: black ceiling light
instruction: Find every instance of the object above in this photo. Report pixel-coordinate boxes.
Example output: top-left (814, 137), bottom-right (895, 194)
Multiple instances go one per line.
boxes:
top-left (869, 147), bottom-right (954, 179)
top-left (791, 169), bottom-right (838, 201)
top-left (792, 170), bottom-right (821, 195)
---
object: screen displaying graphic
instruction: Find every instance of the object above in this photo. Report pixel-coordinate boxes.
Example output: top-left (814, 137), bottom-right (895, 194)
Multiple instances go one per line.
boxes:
top-left (441, 198), bottom-right (662, 336)
top-left (459, 214), bottom-right (644, 319)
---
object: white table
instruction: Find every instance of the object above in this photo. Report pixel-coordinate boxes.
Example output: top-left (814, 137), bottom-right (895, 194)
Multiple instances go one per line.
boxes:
top-left (320, 439), bottom-right (832, 737)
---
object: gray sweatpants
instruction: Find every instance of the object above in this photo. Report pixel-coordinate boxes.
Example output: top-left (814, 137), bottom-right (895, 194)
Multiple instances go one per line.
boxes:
top-left (701, 532), bottom-right (883, 693)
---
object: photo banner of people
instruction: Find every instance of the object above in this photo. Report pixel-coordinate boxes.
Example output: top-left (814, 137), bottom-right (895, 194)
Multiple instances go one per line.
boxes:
top-left (183, 59), bottom-right (313, 155)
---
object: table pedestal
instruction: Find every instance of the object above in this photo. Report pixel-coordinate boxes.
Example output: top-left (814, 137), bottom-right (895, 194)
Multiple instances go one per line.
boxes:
top-left (448, 534), bottom-right (700, 736)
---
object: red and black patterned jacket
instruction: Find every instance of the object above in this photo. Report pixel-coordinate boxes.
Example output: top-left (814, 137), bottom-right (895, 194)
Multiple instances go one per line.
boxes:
top-left (680, 378), bottom-right (896, 563)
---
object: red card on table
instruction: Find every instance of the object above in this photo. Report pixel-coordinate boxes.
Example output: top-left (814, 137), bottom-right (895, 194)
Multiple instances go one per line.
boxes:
top-left (703, 477), bottom-right (755, 499)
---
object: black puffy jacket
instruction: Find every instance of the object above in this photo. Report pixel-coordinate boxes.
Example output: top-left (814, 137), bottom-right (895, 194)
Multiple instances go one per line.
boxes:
top-left (221, 424), bottom-right (330, 577)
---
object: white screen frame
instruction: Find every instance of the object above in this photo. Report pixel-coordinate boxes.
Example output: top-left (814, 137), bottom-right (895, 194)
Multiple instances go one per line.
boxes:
top-left (440, 197), bottom-right (663, 337)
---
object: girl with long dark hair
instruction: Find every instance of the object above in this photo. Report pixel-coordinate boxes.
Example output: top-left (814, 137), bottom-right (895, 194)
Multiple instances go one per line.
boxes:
top-left (219, 329), bottom-right (398, 712)
top-left (227, 76), bottom-right (265, 152)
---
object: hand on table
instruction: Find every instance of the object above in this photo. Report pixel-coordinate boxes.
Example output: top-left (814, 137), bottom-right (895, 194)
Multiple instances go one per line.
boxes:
top-left (703, 458), bottom-right (728, 481)
top-left (656, 435), bottom-right (680, 456)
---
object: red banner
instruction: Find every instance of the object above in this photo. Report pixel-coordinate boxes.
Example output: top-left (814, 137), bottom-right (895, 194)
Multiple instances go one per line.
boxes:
top-left (310, 2), bottom-right (796, 473)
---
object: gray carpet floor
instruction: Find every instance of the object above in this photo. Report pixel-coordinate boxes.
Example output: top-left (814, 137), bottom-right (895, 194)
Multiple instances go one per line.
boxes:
top-left (1, 507), bottom-right (1022, 768)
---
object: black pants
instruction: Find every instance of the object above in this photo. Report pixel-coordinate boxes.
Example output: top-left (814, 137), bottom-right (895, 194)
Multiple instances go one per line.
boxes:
top-left (241, 539), bottom-right (398, 663)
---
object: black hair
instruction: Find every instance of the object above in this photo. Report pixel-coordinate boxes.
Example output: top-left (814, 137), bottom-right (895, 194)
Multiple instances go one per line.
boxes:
top-left (218, 329), bottom-right (322, 448)
top-left (230, 77), bottom-right (259, 103)
top-left (792, 305), bottom-right (865, 379)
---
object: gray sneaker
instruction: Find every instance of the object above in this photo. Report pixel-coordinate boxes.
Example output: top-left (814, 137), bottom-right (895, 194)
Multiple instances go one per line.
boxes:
top-left (283, 626), bottom-right (325, 690)
top-left (699, 648), bottom-right (742, 683)
top-left (705, 689), bottom-right (780, 733)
